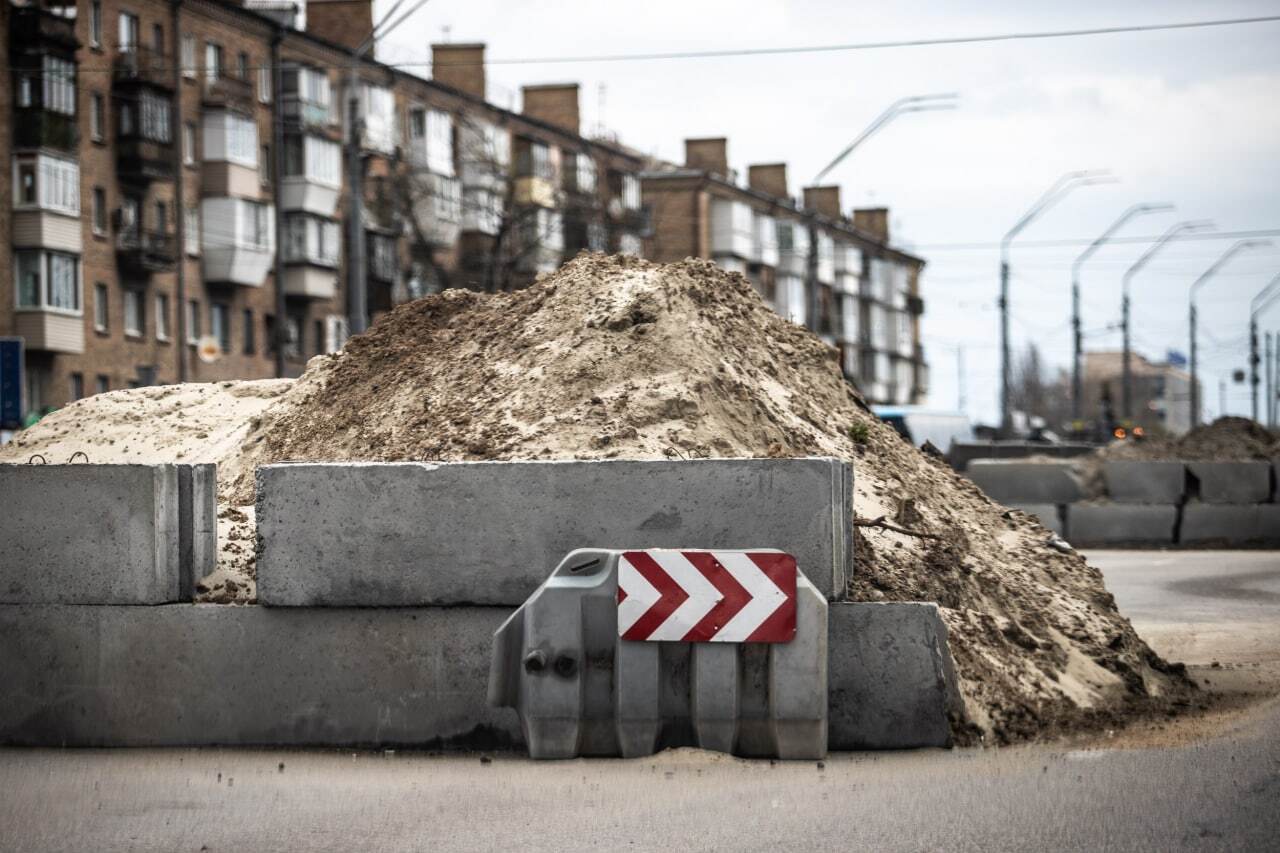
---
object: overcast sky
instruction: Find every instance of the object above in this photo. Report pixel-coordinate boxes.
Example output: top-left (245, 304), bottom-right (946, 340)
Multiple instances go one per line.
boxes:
top-left (375, 1), bottom-right (1280, 426)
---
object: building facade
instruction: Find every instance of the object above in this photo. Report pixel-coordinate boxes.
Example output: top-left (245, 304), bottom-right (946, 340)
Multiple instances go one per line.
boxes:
top-left (1082, 350), bottom-right (1196, 436)
top-left (642, 138), bottom-right (928, 405)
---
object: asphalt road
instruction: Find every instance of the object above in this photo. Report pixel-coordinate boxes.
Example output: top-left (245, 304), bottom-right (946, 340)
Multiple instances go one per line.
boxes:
top-left (1, 550), bottom-right (1277, 853)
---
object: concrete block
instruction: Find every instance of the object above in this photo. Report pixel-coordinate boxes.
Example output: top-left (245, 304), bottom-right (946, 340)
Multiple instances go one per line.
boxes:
top-left (178, 464), bottom-right (218, 600)
top-left (1066, 503), bottom-right (1177, 546)
top-left (0, 603), bottom-right (519, 748)
top-left (949, 442), bottom-right (1095, 472)
top-left (1187, 462), bottom-right (1272, 504)
top-left (1181, 504), bottom-right (1280, 546)
top-left (1103, 461), bottom-right (1186, 504)
top-left (0, 463), bottom-right (215, 605)
top-left (1011, 504), bottom-right (1063, 536)
top-left (827, 602), bottom-right (962, 750)
top-left (257, 458), bottom-right (853, 606)
top-left (965, 460), bottom-right (1086, 504)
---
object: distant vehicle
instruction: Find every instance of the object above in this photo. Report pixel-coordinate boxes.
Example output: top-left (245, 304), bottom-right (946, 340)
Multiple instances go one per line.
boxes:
top-left (872, 406), bottom-right (975, 453)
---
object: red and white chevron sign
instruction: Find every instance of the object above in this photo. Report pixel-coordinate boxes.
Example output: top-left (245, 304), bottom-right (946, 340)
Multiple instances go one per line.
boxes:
top-left (616, 550), bottom-right (797, 643)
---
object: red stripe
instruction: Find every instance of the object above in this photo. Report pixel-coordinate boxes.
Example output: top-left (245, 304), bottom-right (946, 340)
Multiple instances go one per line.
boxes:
top-left (617, 585), bottom-right (627, 604)
top-left (681, 551), bottom-right (751, 642)
top-left (744, 552), bottom-right (797, 643)
top-left (620, 551), bottom-right (687, 641)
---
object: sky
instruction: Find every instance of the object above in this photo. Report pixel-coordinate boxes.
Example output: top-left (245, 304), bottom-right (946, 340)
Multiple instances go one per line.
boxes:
top-left (373, 0), bottom-right (1280, 426)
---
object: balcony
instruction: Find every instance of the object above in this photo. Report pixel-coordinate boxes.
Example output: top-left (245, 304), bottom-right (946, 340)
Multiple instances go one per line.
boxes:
top-left (14, 310), bottom-right (83, 354)
top-left (117, 229), bottom-right (178, 274)
top-left (13, 109), bottom-right (78, 151)
top-left (10, 7), bottom-right (79, 52)
top-left (113, 47), bottom-right (175, 91)
top-left (203, 75), bottom-right (256, 113)
top-left (117, 137), bottom-right (174, 185)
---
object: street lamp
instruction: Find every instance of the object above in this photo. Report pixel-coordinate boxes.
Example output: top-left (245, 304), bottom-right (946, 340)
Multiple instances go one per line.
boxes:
top-left (811, 93), bottom-right (958, 185)
top-left (1119, 219), bottom-right (1213, 420)
top-left (1189, 239), bottom-right (1272, 426)
top-left (1249, 271), bottom-right (1280, 422)
top-left (999, 170), bottom-right (1113, 435)
top-left (1071, 203), bottom-right (1174, 424)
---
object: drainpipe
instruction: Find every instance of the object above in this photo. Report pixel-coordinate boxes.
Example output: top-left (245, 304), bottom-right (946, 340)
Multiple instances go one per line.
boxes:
top-left (170, 0), bottom-right (187, 382)
top-left (271, 27), bottom-right (286, 377)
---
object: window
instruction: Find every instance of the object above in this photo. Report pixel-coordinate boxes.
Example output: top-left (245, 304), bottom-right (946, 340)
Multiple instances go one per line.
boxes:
top-left (154, 200), bottom-right (168, 232)
top-left (186, 300), bottom-right (200, 344)
top-left (42, 56), bottom-right (76, 116)
top-left (118, 12), bottom-right (139, 53)
top-left (12, 155), bottom-right (80, 216)
top-left (183, 122), bottom-right (196, 165)
top-left (200, 198), bottom-right (275, 253)
top-left (243, 309), bottom-right (255, 354)
top-left (620, 174), bottom-right (641, 211)
top-left (284, 214), bottom-right (341, 267)
top-left (571, 153), bottom-right (597, 194)
top-left (123, 289), bottom-right (144, 336)
top-left (211, 303), bottom-right (230, 352)
top-left (17, 75), bottom-right (33, 108)
top-left (205, 42), bottom-right (223, 82)
top-left (281, 64), bottom-right (332, 126)
top-left (181, 34), bottom-right (196, 78)
top-left (261, 145), bottom-right (272, 185)
top-left (139, 91), bottom-right (172, 143)
top-left (155, 293), bottom-right (170, 341)
top-left (90, 1), bottom-right (102, 47)
top-left (407, 108), bottom-right (454, 175)
top-left (16, 160), bottom-right (36, 205)
top-left (152, 23), bottom-right (164, 53)
top-left (90, 94), bottom-right (105, 141)
top-left (237, 52), bottom-right (249, 81)
top-left (314, 319), bottom-right (324, 357)
top-left (119, 102), bottom-right (133, 136)
top-left (96, 375), bottom-right (109, 395)
top-left (517, 140), bottom-right (553, 179)
top-left (355, 84), bottom-right (395, 153)
top-left (14, 250), bottom-right (80, 313)
top-left (203, 110), bottom-right (257, 166)
top-left (184, 207), bottom-right (200, 255)
top-left (283, 133), bottom-right (341, 186)
top-left (93, 188), bottom-right (107, 235)
top-left (94, 283), bottom-right (109, 332)
top-left (284, 315), bottom-right (302, 359)
top-left (70, 373), bottom-right (84, 401)
top-left (237, 201), bottom-right (273, 249)
top-left (368, 232), bottom-right (398, 281)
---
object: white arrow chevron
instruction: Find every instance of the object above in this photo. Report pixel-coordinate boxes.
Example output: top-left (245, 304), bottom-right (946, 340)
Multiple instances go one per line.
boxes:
top-left (617, 555), bottom-right (661, 636)
top-left (647, 551), bottom-right (723, 641)
top-left (712, 551), bottom-right (788, 642)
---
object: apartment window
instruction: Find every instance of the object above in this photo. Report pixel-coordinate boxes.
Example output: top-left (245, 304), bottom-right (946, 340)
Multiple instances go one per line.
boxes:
top-left (570, 153), bottom-right (597, 195)
top-left (151, 23), bottom-right (164, 53)
top-left (243, 309), bottom-right (255, 355)
top-left (200, 197), bottom-right (275, 253)
top-left (517, 140), bottom-right (553, 179)
top-left (90, 93), bottom-right (105, 141)
top-left (92, 283), bottom-right (109, 332)
top-left (283, 133), bottom-right (341, 186)
top-left (284, 214), bottom-right (341, 267)
top-left (368, 232), bottom-right (398, 281)
top-left (284, 315), bottom-right (302, 359)
top-left (181, 34), bottom-right (196, 78)
top-left (183, 122), bottom-right (196, 165)
top-left (184, 207), bottom-right (200, 255)
top-left (42, 56), bottom-right (76, 116)
top-left (237, 52), bottom-right (249, 81)
top-left (90, 1), bottom-right (102, 48)
top-left (154, 200), bottom-right (167, 232)
top-left (140, 91), bottom-right (172, 142)
top-left (314, 319), bottom-right (324, 357)
top-left (356, 84), bottom-right (395, 154)
top-left (258, 65), bottom-right (272, 103)
top-left (186, 300), bottom-right (200, 344)
top-left (237, 201), bottom-right (273, 249)
top-left (155, 293), bottom-right (170, 341)
top-left (123, 289), bottom-right (144, 337)
top-left (406, 108), bottom-right (453, 175)
top-left (620, 174), bottom-right (641, 211)
top-left (15, 250), bottom-right (80, 313)
top-left (281, 63), bottom-right (332, 126)
top-left (261, 144), bottom-right (272, 186)
top-left (12, 154), bottom-right (80, 216)
top-left (70, 373), bottom-right (84, 401)
top-left (118, 12), bottom-right (139, 53)
top-left (203, 110), bottom-right (257, 166)
top-left (205, 42), bottom-right (223, 82)
top-left (211, 303), bottom-right (230, 352)
top-left (95, 375), bottom-right (109, 395)
top-left (92, 188), bottom-right (107, 235)
top-left (17, 75), bottom-right (33, 108)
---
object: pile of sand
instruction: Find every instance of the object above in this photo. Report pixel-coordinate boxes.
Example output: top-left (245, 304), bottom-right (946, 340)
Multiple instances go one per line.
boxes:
top-left (1100, 416), bottom-right (1280, 462)
top-left (2, 255), bottom-right (1195, 743)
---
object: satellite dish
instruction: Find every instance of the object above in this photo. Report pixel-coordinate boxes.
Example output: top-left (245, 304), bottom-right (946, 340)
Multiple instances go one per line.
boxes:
top-left (197, 335), bottom-right (221, 364)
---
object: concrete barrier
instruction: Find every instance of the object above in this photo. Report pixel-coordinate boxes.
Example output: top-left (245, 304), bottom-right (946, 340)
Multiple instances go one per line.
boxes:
top-left (948, 442), bottom-right (1095, 472)
top-left (827, 602), bottom-right (962, 750)
top-left (1010, 504), bottom-right (1063, 536)
top-left (1103, 461), bottom-right (1186, 504)
top-left (965, 461), bottom-right (1086, 504)
top-left (1066, 503), bottom-right (1178, 546)
top-left (0, 463), bottom-right (215, 605)
top-left (0, 603), bottom-right (518, 748)
top-left (1181, 504), bottom-right (1280, 546)
top-left (1187, 462), bottom-right (1272, 504)
top-left (257, 458), bottom-right (853, 606)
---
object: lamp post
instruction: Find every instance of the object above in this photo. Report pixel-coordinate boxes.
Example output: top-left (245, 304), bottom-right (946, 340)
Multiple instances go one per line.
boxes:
top-left (1119, 219), bottom-right (1213, 420)
top-left (999, 170), bottom-right (1112, 435)
top-left (1249, 271), bottom-right (1280, 421)
top-left (1189, 239), bottom-right (1271, 426)
top-left (1070, 203), bottom-right (1174, 424)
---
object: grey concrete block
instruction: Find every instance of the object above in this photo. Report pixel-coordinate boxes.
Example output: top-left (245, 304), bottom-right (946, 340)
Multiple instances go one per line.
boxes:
top-left (1103, 461), bottom-right (1186, 504)
top-left (1011, 504), bottom-right (1063, 535)
top-left (178, 464), bottom-right (218, 600)
top-left (965, 460), bottom-right (1086, 504)
top-left (1066, 503), bottom-right (1177, 546)
top-left (1181, 504), bottom-right (1280, 545)
top-left (1187, 462), bottom-right (1272, 504)
top-left (0, 603), bottom-right (518, 748)
top-left (827, 602), bottom-right (962, 750)
top-left (949, 442), bottom-right (1095, 472)
top-left (0, 463), bottom-right (215, 605)
top-left (257, 458), bottom-right (853, 606)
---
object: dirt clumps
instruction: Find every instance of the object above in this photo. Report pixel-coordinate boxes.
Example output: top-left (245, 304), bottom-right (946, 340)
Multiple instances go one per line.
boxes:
top-left (1100, 416), bottom-right (1279, 462)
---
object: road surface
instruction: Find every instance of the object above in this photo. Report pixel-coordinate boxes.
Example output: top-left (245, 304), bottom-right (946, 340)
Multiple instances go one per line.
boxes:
top-left (0, 550), bottom-right (1277, 852)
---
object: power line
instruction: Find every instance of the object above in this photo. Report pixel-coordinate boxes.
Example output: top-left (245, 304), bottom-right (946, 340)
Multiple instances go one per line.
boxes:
top-left (911, 229), bottom-right (1280, 251)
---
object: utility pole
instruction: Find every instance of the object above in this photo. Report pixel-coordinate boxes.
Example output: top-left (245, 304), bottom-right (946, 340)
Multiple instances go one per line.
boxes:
top-left (1189, 239), bottom-right (1270, 427)
top-left (957, 344), bottom-right (967, 413)
top-left (999, 170), bottom-right (1112, 435)
top-left (1247, 271), bottom-right (1280, 423)
top-left (1265, 331), bottom-right (1274, 427)
top-left (1071, 203), bottom-right (1174, 424)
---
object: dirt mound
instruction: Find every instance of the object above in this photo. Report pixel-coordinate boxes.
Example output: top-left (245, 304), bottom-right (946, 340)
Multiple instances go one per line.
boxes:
top-left (1100, 416), bottom-right (1280, 462)
top-left (216, 253), bottom-right (1192, 743)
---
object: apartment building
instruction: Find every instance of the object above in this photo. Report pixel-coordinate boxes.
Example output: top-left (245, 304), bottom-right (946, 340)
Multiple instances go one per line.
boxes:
top-left (642, 138), bottom-right (927, 405)
top-left (1082, 350), bottom-right (1196, 435)
top-left (1, 0), bottom-right (649, 423)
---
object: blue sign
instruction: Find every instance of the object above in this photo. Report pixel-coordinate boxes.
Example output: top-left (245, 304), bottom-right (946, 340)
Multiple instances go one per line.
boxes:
top-left (1166, 349), bottom-right (1187, 369)
top-left (0, 338), bottom-right (23, 429)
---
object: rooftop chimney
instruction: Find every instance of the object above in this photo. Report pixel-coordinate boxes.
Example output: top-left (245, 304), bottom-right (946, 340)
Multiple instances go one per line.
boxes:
top-left (432, 43), bottom-right (487, 100)
top-left (243, 1), bottom-right (299, 29)
top-left (684, 138), bottom-right (728, 178)
top-left (853, 207), bottom-right (890, 243)
top-left (803, 186), bottom-right (842, 219)
top-left (522, 84), bottom-right (580, 135)
top-left (748, 163), bottom-right (788, 200)
top-left (305, 0), bottom-right (373, 53)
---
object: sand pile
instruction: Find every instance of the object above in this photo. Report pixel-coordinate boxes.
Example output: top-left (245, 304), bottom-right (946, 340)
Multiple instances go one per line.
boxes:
top-left (3, 255), bottom-right (1195, 743)
top-left (1100, 416), bottom-right (1280, 462)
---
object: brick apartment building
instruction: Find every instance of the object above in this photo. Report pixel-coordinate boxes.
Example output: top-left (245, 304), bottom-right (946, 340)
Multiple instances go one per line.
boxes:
top-left (642, 138), bottom-right (928, 405)
top-left (0, 0), bottom-right (648, 420)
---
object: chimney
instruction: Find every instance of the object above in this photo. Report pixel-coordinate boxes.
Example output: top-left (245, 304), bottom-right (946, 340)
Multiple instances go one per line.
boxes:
top-left (305, 0), bottom-right (373, 53)
top-left (748, 163), bottom-right (788, 200)
top-left (522, 84), bottom-right (580, 135)
top-left (432, 43), bottom-right (487, 100)
top-left (803, 186), bottom-right (842, 219)
top-left (853, 207), bottom-right (890, 242)
top-left (684, 138), bottom-right (728, 177)
top-left (243, 1), bottom-right (300, 29)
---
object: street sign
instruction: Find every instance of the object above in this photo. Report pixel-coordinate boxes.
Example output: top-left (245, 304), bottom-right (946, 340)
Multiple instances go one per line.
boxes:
top-left (0, 338), bottom-right (23, 430)
top-left (617, 549), bottom-right (796, 643)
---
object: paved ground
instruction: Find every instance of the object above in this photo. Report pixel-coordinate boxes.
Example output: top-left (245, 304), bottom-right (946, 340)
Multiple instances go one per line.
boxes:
top-left (1, 550), bottom-right (1278, 852)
